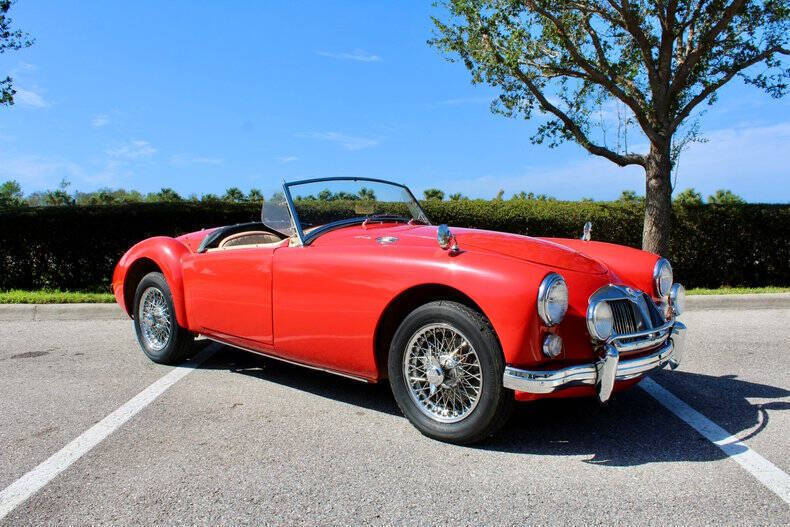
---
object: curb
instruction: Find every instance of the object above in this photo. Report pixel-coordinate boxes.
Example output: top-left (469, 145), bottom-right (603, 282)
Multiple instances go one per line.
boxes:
top-left (685, 293), bottom-right (790, 311)
top-left (0, 303), bottom-right (128, 321)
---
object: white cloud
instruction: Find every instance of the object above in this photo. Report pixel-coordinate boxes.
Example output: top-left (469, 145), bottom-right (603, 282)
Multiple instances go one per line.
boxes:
top-left (14, 87), bottom-right (48, 108)
top-left (300, 132), bottom-right (379, 151)
top-left (169, 154), bottom-right (223, 166)
top-left (277, 155), bottom-right (299, 164)
top-left (106, 140), bottom-right (157, 159)
top-left (316, 49), bottom-right (381, 62)
top-left (91, 114), bottom-right (110, 127)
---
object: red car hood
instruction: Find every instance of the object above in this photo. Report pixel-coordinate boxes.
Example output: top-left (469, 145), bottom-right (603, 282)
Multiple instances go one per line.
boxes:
top-left (371, 225), bottom-right (607, 274)
top-left (451, 229), bottom-right (607, 274)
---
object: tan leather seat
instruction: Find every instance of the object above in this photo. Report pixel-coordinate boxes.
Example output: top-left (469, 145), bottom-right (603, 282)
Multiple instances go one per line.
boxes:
top-left (209, 231), bottom-right (284, 251)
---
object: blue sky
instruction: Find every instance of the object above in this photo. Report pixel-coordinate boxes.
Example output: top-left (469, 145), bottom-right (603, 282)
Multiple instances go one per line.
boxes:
top-left (1, 1), bottom-right (788, 202)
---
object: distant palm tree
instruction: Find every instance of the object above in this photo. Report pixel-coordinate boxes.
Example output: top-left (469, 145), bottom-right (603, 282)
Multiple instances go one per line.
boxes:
top-left (223, 187), bottom-right (246, 203)
top-left (247, 188), bottom-right (264, 202)
top-left (358, 187), bottom-right (376, 200)
top-left (708, 189), bottom-right (745, 205)
top-left (423, 188), bottom-right (445, 200)
top-left (673, 188), bottom-right (703, 206)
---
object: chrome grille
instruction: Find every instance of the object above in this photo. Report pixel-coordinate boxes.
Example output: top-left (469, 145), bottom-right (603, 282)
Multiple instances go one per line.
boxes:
top-left (610, 299), bottom-right (638, 335)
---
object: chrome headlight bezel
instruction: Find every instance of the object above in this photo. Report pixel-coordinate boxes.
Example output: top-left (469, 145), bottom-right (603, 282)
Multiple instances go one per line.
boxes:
top-left (653, 258), bottom-right (673, 298)
top-left (586, 300), bottom-right (614, 341)
top-left (537, 273), bottom-right (568, 326)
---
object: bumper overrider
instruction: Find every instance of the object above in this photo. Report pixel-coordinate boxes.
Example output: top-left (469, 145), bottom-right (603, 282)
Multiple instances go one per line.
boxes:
top-left (503, 321), bottom-right (686, 403)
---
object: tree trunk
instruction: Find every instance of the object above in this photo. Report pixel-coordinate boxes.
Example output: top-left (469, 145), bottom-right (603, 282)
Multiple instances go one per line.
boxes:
top-left (642, 142), bottom-right (673, 256)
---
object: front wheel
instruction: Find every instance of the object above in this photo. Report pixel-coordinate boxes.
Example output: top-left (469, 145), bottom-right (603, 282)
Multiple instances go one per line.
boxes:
top-left (133, 272), bottom-right (194, 365)
top-left (388, 301), bottom-right (512, 444)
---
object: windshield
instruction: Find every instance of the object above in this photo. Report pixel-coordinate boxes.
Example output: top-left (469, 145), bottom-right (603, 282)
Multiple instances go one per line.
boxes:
top-left (263, 178), bottom-right (430, 242)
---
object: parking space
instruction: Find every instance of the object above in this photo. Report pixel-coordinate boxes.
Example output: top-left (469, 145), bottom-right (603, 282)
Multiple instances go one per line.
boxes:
top-left (0, 320), bottom-right (173, 490)
top-left (1, 308), bottom-right (788, 524)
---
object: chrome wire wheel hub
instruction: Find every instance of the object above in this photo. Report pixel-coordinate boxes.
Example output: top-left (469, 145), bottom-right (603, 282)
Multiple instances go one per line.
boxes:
top-left (403, 323), bottom-right (483, 423)
top-left (138, 287), bottom-right (171, 352)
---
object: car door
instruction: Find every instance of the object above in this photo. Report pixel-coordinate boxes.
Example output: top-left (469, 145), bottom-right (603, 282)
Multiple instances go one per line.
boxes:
top-left (182, 246), bottom-right (276, 347)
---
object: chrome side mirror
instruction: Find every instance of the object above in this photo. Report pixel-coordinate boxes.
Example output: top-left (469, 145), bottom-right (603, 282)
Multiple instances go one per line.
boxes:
top-left (581, 221), bottom-right (592, 241)
top-left (437, 224), bottom-right (459, 253)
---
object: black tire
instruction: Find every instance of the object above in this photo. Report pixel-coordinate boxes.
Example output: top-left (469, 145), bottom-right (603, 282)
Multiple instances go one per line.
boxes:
top-left (133, 272), bottom-right (194, 365)
top-left (388, 301), bottom-right (513, 444)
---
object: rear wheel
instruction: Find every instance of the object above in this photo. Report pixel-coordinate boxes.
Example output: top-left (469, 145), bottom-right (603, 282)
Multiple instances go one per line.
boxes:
top-left (388, 301), bottom-right (512, 444)
top-left (133, 272), bottom-right (193, 365)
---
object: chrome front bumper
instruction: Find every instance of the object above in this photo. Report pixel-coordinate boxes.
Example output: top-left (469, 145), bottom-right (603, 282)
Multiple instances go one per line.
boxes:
top-left (503, 322), bottom-right (686, 403)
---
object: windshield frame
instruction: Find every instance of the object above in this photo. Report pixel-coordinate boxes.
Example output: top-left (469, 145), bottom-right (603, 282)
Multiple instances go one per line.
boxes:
top-left (281, 177), bottom-right (431, 246)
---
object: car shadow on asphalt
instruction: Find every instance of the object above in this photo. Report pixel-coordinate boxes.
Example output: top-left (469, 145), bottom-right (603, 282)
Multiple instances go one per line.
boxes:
top-left (484, 372), bottom-right (789, 466)
top-left (197, 345), bottom-right (401, 416)
top-left (198, 344), bottom-right (789, 466)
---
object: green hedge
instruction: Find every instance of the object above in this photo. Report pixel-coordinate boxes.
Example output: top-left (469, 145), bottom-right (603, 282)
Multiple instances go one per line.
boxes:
top-left (1, 201), bottom-right (788, 291)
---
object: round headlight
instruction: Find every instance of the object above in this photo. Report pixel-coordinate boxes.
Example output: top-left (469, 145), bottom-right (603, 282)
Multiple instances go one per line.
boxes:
top-left (537, 273), bottom-right (568, 326)
top-left (587, 301), bottom-right (614, 341)
top-left (669, 283), bottom-right (685, 315)
top-left (653, 258), bottom-right (673, 298)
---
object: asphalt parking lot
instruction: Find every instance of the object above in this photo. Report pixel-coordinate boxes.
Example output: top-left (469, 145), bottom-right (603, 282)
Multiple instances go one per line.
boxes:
top-left (1, 304), bottom-right (788, 525)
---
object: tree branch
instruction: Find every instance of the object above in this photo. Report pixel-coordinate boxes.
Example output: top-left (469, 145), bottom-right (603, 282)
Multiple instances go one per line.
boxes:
top-left (523, 1), bottom-right (660, 143)
top-left (479, 25), bottom-right (645, 168)
top-left (606, 0), bottom-right (660, 94)
top-left (671, 46), bottom-right (790, 131)
top-left (671, 0), bottom-right (748, 95)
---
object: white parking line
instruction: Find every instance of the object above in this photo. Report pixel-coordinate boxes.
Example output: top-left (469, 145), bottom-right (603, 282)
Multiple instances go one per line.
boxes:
top-left (640, 377), bottom-right (790, 506)
top-left (0, 346), bottom-right (217, 521)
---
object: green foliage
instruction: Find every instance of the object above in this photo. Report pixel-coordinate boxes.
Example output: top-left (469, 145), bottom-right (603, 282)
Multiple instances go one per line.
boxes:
top-left (687, 286), bottom-right (790, 296)
top-left (1, 1), bottom-right (35, 107)
top-left (200, 193), bottom-right (222, 203)
top-left (0, 179), bottom-right (22, 207)
top-left (146, 188), bottom-right (183, 202)
top-left (223, 187), bottom-right (246, 203)
top-left (449, 192), bottom-right (467, 201)
top-left (674, 188), bottom-right (704, 206)
top-left (1, 201), bottom-right (787, 292)
top-left (423, 188), bottom-right (445, 200)
top-left (617, 190), bottom-right (645, 203)
top-left (247, 188), bottom-right (263, 202)
top-left (708, 189), bottom-right (745, 205)
top-left (429, 1), bottom-right (789, 157)
top-left (0, 289), bottom-right (115, 303)
top-left (75, 188), bottom-right (144, 205)
top-left (358, 186), bottom-right (376, 200)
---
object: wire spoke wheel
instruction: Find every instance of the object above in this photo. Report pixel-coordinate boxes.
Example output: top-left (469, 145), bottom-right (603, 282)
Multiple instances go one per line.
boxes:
top-left (403, 323), bottom-right (483, 423)
top-left (138, 286), bottom-right (172, 352)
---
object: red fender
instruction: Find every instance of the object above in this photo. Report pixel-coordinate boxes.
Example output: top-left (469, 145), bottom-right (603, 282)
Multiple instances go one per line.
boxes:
top-left (543, 238), bottom-right (661, 298)
top-left (112, 237), bottom-right (192, 328)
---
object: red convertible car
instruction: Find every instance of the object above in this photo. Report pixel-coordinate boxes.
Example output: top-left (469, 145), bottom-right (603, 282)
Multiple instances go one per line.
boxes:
top-left (113, 177), bottom-right (686, 444)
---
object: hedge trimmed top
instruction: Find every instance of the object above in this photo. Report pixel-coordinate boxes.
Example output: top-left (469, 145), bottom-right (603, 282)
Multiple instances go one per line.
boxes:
top-left (1, 200), bottom-right (787, 291)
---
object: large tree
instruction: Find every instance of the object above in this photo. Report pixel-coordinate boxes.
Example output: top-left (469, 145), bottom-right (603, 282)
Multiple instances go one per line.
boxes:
top-left (430, 0), bottom-right (789, 254)
top-left (1, 0), bottom-right (34, 106)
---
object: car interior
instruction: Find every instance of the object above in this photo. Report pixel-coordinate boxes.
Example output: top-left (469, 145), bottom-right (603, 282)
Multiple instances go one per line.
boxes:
top-left (198, 222), bottom-right (287, 253)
